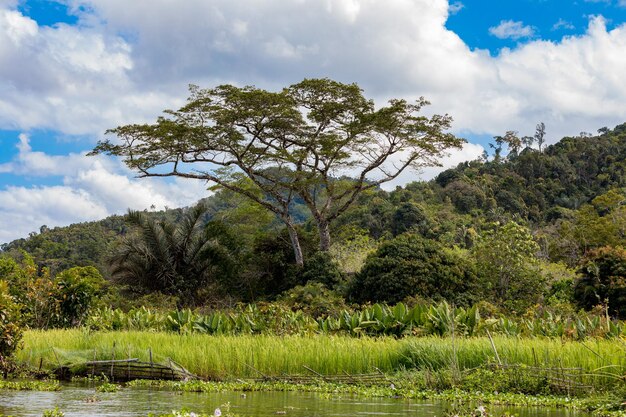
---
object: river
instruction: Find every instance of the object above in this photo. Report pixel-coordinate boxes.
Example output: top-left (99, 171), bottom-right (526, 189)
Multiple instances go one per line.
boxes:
top-left (0, 385), bottom-right (584, 417)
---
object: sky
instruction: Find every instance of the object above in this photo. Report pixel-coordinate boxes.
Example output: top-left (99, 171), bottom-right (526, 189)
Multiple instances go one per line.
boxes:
top-left (1, 0), bottom-right (626, 243)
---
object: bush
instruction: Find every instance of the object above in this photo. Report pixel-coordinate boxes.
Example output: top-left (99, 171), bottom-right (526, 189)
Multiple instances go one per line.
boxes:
top-left (278, 282), bottom-right (347, 319)
top-left (301, 252), bottom-right (343, 288)
top-left (390, 202), bottom-right (433, 236)
top-left (0, 280), bottom-right (22, 374)
top-left (53, 266), bottom-right (107, 327)
top-left (444, 180), bottom-right (486, 213)
top-left (1, 254), bottom-right (107, 329)
top-left (349, 234), bottom-right (479, 305)
top-left (472, 222), bottom-right (545, 312)
top-left (574, 246), bottom-right (626, 318)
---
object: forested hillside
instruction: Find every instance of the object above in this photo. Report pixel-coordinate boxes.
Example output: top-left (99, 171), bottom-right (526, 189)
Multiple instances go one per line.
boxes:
top-left (2, 123), bottom-right (626, 317)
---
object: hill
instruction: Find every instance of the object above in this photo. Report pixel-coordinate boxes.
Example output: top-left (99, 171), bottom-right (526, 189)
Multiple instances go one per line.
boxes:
top-left (2, 122), bottom-right (626, 282)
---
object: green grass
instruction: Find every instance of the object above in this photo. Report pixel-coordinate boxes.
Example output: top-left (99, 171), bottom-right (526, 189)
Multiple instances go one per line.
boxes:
top-left (16, 330), bottom-right (626, 392)
top-left (17, 330), bottom-right (404, 379)
top-left (400, 336), bottom-right (626, 370)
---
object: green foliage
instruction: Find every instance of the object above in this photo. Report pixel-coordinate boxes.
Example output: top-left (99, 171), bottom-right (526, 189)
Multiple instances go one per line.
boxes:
top-left (109, 204), bottom-right (239, 306)
top-left (391, 202), bottom-right (434, 236)
top-left (545, 189), bottom-right (626, 264)
top-left (53, 266), bottom-right (106, 327)
top-left (350, 234), bottom-right (479, 305)
top-left (42, 407), bottom-right (64, 417)
top-left (443, 180), bottom-right (487, 214)
top-left (300, 251), bottom-right (343, 288)
top-left (472, 222), bottom-right (544, 312)
top-left (0, 254), bottom-right (108, 330)
top-left (0, 280), bottom-right (23, 369)
top-left (96, 382), bottom-right (121, 392)
top-left (241, 226), bottom-right (318, 299)
top-left (0, 380), bottom-right (60, 390)
top-left (1, 220), bottom-right (124, 277)
top-left (150, 405), bottom-right (239, 417)
top-left (278, 282), bottom-right (346, 319)
top-left (328, 227), bottom-right (378, 274)
top-left (575, 246), bottom-right (626, 318)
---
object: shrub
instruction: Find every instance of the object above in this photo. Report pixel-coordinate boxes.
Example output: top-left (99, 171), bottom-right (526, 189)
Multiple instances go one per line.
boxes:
top-left (472, 222), bottom-right (545, 312)
top-left (574, 246), bottom-right (626, 318)
top-left (278, 282), bottom-right (347, 319)
top-left (53, 266), bottom-right (107, 327)
top-left (390, 202), bottom-right (433, 236)
top-left (349, 234), bottom-right (479, 305)
top-left (301, 252), bottom-right (343, 288)
top-left (0, 280), bottom-right (23, 374)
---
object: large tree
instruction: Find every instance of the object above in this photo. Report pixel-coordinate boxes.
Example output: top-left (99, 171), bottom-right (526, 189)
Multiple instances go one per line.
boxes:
top-left (92, 78), bottom-right (462, 265)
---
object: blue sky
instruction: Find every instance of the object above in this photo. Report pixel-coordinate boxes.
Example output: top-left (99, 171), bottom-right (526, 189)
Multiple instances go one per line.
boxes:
top-left (1, 0), bottom-right (626, 243)
top-left (447, 0), bottom-right (626, 53)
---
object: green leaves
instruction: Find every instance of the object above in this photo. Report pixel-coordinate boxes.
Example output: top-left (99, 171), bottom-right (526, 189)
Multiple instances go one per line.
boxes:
top-left (0, 280), bottom-right (22, 365)
top-left (472, 221), bottom-right (544, 312)
top-left (109, 204), bottom-right (239, 306)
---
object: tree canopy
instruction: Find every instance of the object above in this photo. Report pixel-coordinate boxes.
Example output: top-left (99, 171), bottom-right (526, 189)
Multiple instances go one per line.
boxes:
top-left (91, 78), bottom-right (462, 265)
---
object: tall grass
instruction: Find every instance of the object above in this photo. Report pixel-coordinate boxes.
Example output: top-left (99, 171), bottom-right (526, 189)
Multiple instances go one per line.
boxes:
top-left (400, 336), bottom-right (626, 370)
top-left (18, 330), bottom-right (404, 379)
top-left (18, 330), bottom-right (626, 391)
top-left (400, 336), bottom-right (626, 390)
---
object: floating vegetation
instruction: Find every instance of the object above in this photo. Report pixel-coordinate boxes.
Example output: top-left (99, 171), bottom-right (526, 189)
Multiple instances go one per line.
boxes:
top-left (41, 407), bottom-right (64, 417)
top-left (147, 404), bottom-right (238, 417)
top-left (95, 382), bottom-right (121, 392)
top-left (129, 378), bottom-right (626, 416)
top-left (0, 380), bottom-right (60, 391)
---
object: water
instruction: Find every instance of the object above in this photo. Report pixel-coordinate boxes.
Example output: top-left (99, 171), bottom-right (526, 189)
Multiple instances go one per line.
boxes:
top-left (0, 384), bottom-right (583, 417)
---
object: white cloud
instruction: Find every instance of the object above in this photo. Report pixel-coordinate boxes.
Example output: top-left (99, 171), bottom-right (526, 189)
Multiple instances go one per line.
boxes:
top-left (0, 185), bottom-right (109, 242)
top-left (0, 135), bottom-right (209, 243)
top-left (489, 20), bottom-right (536, 40)
top-left (552, 18), bottom-right (575, 31)
top-left (0, 0), bottom-right (623, 142)
top-left (449, 1), bottom-right (464, 15)
top-left (381, 142), bottom-right (486, 190)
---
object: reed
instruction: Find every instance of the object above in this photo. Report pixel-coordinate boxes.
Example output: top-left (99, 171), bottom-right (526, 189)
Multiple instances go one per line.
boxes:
top-left (17, 330), bottom-right (626, 391)
top-left (18, 330), bottom-right (404, 379)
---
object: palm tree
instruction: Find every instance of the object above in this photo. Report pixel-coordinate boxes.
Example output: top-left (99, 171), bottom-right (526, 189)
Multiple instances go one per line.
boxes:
top-left (109, 203), bottom-right (238, 306)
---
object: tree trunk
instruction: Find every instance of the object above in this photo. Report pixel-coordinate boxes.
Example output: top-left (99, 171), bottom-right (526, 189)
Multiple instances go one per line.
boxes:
top-left (286, 223), bottom-right (304, 266)
top-left (317, 218), bottom-right (332, 252)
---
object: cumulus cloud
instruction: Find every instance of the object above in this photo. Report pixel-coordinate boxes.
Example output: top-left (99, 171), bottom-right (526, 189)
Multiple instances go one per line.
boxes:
top-left (1, 0), bottom-right (626, 240)
top-left (489, 20), bottom-right (536, 40)
top-left (0, 1), bottom-right (624, 141)
top-left (0, 185), bottom-right (109, 242)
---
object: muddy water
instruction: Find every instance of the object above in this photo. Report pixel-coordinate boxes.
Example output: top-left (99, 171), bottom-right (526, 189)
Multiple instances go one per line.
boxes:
top-left (0, 385), bottom-right (584, 417)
